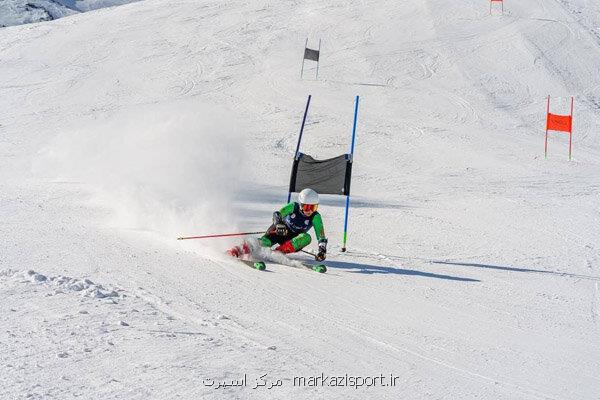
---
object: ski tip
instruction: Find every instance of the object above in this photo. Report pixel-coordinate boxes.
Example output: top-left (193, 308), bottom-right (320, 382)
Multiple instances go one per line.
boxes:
top-left (253, 261), bottom-right (266, 271)
top-left (312, 264), bottom-right (327, 273)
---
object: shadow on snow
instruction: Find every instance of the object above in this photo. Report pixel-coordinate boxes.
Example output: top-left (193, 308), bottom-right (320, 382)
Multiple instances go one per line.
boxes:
top-left (341, 251), bottom-right (600, 282)
top-left (432, 261), bottom-right (600, 281)
top-left (323, 260), bottom-right (480, 282)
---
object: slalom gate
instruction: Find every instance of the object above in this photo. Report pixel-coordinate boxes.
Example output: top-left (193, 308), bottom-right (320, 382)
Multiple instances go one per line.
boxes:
top-left (300, 39), bottom-right (321, 80)
top-left (544, 96), bottom-right (574, 160)
top-left (287, 95), bottom-right (360, 252)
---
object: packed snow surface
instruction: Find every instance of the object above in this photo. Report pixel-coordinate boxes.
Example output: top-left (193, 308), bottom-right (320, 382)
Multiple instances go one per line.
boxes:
top-left (0, 0), bottom-right (140, 27)
top-left (1, 0), bottom-right (599, 399)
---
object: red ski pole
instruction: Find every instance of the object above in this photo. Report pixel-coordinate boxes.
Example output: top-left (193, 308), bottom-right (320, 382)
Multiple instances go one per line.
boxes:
top-left (177, 231), bottom-right (265, 240)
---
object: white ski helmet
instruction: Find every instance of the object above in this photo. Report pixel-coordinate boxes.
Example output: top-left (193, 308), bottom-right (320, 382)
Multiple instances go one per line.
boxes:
top-left (298, 188), bottom-right (319, 205)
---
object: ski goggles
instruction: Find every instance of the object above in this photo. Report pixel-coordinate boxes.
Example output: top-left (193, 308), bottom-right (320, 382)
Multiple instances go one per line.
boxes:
top-left (301, 203), bottom-right (318, 214)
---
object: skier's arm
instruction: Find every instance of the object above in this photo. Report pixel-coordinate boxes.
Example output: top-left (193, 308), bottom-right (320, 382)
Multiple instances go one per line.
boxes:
top-left (312, 213), bottom-right (328, 261)
top-left (279, 202), bottom-right (295, 217)
top-left (312, 213), bottom-right (326, 242)
top-left (273, 203), bottom-right (295, 224)
top-left (272, 203), bottom-right (295, 236)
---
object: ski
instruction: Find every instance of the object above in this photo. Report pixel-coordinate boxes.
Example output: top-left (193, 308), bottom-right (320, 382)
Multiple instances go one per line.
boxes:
top-left (298, 262), bottom-right (327, 273)
top-left (227, 244), bottom-right (325, 273)
top-left (236, 258), bottom-right (325, 273)
top-left (227, 243), bottom-right (266, 271)
top-left (277, 252), bottom-right (327, 273)
top-left (268, 254), bottom-right (327, 273)
top-left (263, 251), bottom-right (328, 273)
top-left (313, 264), bottom-right (327, 273)
top-left (237, 258), bottom-right (266, 271)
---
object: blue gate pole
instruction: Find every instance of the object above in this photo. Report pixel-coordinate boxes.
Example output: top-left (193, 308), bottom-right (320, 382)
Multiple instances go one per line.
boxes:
top-left (341, 95), bottom-right (359, 252)
top-left (288, 94), bottom-right (312, 203)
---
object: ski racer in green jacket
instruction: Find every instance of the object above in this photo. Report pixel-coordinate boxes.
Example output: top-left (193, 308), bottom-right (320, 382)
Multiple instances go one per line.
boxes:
top-left (228, 188), bottom-right (328, 261)
top-left (261, 188), bottom-right (328, 261)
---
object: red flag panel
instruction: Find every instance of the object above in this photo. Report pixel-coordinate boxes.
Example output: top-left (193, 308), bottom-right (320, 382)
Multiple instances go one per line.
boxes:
top-left (546, 113), bottom-right (572, 133)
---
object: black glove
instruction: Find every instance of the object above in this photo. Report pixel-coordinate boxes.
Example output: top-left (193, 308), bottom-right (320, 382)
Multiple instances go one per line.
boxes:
top-left (315, 239), bottom-right (327, 261)
top-left (272, 211), bottom-right (283, 225)
top-left (275, 223), bottom-right (288, 236)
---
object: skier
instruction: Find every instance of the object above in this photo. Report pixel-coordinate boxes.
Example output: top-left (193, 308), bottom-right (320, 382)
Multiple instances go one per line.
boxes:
top-left (228, 188), bottom-right (328, 261)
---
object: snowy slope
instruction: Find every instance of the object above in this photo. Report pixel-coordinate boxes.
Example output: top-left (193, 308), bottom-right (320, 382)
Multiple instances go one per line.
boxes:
top-left (0, 0), bottom-right (141, 27)
top-left (1, 0), bottom-right (600, 399)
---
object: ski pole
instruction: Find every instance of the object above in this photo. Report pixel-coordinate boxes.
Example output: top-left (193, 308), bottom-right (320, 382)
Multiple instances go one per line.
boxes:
top-left (300, 249), bottom-right (317, 257)
top-left (177, 231), bottom-right (265, 240)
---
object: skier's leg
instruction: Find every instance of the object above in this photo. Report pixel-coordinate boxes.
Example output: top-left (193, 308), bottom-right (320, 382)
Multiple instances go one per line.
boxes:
top-left (229, 225), bottom-right (279, 258)
top-left (259, 235), bottom-right (273, 247)
top-left (291, 233), bottom-right (312, 251)
top-left (275, 233), bottom-right (311, 254)
top-left (259, 225), bottom-right (278, 247)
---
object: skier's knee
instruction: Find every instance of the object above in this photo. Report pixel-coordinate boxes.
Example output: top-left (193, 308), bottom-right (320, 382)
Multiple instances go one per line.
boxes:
top-left (259, 236), bottom-right (272, 247)
top-left (292, 233), bottom-right (311, 250)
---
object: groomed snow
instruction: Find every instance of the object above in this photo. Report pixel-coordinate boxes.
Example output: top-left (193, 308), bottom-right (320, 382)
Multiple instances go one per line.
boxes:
top-left (1, 0), bottom-right (599, 399)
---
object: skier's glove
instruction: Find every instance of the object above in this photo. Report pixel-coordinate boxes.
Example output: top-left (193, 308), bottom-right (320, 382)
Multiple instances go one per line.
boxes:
top-left (315, 239), bottom-right (327, 261)
top-left (272, 211), bottom-right (283, 225)
top-left (275, 223), bottom-right (288, 236)
top-left (315, 251), bottom-right (326, 261)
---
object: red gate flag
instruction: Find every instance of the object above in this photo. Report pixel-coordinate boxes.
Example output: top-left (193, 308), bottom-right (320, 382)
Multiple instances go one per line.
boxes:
top-left (545, 96), bottom-right (574, 160)
top-left (546, 113), bottom-right (572, 132)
